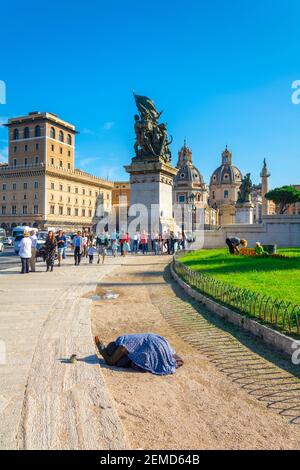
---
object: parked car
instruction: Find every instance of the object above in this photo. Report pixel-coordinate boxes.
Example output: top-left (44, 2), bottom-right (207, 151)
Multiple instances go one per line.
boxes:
top-left (3, 237), bottom-right (13, 246)
top-left (0, 241), bottom-right (4, 252)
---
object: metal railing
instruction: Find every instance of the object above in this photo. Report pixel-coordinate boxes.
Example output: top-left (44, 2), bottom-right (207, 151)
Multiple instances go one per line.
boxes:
top-left (173, 255), bottom-right (300, 336)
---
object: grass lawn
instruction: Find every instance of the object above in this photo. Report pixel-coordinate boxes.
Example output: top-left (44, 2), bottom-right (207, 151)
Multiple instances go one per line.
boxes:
top-left (180, 248), bottom-right (300, 305)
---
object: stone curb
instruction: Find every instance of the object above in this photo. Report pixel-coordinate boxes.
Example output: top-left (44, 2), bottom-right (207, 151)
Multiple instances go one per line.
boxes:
top-left (170, 263), bottom-right (297, 360)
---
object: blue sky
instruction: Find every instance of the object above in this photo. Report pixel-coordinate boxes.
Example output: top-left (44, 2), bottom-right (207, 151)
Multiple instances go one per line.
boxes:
top-left (1, 0), bottom-right (300, 187)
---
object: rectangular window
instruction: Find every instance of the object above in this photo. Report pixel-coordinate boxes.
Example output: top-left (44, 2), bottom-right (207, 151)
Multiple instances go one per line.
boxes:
top-left (23, 205), bottom-right (27, 215)
top-left (12, 183), bottom-right (16, 191)
top-left (34, 205), bottom-right (38, 215)
top-left (51, 182), bottom-right (55, 190)
top-left (14, 146), bottom-right (17, 152)
top-left (59, 206), bottom-right (63, 215)
top-left (34, 181), bottom-right (38, 189)
top-left (224, 190), bottom-right (229, 199)
top-left (36, 143), bottom-right (39, 150)
top-left (24, 158), bottom-right (28, 166)
top-left (60, 184), bottom-right (63, 191)
top-left (68, 150), bottom-right (71, 157)
top-left (89, 210), bottom-right (92, 218)
top-left (60, 147), bottom-right (62, 154)
top-left (68, 186), bottom-right (71, 192)
top-left (23, 182), bottom-right (28, 190)
top-left (60, 160), bottom-right (63, 167)
top-left (50, 205), bottom-right (55, 215)
top-left (13, 159), bottom-right (17, 167)
top-left (75, 208), bottom-right (78, 216)
top-left (2, 195), bottom-right (6, 201)
top-left (34, 193), bottom-right (38, 200)
top-left (75, 187), bottom-right (78, 194)
top-left (68, 162), bottom-right (71, 170)
top-left (51, 144), bottom-right (54, 152)
top-left (178, 195), bottom-right (185, 203)
top-left (24, 145), bottom-right (28, 152)
top-left (51, 157), bottom-right (54, 165)
top-left (12, 205), bottom-right (16, 215)
top-left (2, 184), bottom-right (6, 191)
top-left (82, 188), bottom-right (85, 195)
top-left (35, 156), bottom-right (39, 164)
top-left (1, 206), bottom-right (6, 215)
top-left (67, 207), bottom-right (71, 216)
top-left (82, 209), bottom-right (85, 217)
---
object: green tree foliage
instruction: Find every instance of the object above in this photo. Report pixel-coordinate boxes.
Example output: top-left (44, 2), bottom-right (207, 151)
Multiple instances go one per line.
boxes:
top-left (265, 186), bottom-right (300, 214)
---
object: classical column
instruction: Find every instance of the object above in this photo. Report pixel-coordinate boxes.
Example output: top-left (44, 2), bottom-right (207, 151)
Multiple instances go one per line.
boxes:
top-left (260, 158), bottom-right (270, 216)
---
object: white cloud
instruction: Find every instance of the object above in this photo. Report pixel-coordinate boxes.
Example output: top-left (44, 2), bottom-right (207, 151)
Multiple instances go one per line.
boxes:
top-left (0, 146), bottom-right (8, 163)
top-left (102, 121), bottom-right (115, 131)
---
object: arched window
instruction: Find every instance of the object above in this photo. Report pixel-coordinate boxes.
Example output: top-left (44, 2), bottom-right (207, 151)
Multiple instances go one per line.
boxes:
top-left (50, 127), bottom-right (55, 139)
top-left (13, 129), bottom-right (19, 140)
top-left (59, 131), bottom-right (64, 142)
top-left (35, 125), bottom-right (41, 137)
top-left (67, 134), bottom-right (72, 145)
top-left (24, 127), bottom-right (30, 139)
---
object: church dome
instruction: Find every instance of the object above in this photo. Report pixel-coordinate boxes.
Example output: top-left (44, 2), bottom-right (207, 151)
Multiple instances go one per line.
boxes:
top-left (174, 140), bottom-right (205, 185)
top-left (174, 163), bottom-right (204, 184)
top-left (210, 147), bottom-right (242, 185)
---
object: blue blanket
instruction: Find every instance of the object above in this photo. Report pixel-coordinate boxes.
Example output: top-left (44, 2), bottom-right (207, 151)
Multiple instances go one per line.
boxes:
top-left (115, 333), bottom-right (177, 375)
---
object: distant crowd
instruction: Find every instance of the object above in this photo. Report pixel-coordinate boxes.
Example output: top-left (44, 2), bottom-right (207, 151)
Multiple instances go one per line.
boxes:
top-left (18, 228), bottom-right (190, 274)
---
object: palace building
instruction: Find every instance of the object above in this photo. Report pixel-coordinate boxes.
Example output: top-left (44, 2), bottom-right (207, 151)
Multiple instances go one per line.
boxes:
top-left (0, 111), bottom-right (113, 232)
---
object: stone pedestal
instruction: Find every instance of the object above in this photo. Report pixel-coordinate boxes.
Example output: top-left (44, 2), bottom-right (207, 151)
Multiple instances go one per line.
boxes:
top-left (235, 203), bottom-right (255, 224)
top-left (124, 156), bottom-right (178, 233)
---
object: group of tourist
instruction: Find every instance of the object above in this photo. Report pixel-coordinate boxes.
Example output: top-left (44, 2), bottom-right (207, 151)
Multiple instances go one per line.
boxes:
top-left (18, 228), bottom-right (189, 274)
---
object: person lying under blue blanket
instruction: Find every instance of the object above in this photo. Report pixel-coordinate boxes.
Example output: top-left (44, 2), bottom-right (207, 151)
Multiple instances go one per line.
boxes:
top-left (95, 333), bottom-right (184, 375)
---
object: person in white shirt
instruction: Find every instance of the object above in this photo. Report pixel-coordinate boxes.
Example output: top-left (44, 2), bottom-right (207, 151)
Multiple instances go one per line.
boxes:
top-left (19, 231), bottom-right (32, 274)
top-left (29, 230), bottom-right (37, 272)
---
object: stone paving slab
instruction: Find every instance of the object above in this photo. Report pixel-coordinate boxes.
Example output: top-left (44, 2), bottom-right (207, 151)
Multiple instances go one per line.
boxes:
top-left (0, 256), bottom-right (128, 450)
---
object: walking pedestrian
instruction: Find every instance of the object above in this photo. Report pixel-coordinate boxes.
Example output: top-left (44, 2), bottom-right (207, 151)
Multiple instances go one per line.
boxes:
top-left (29, 229), bottom-right (37, 272)
top-left (45, 231), bottom-right (57, 272)
top-left (141, 230), bottom-right (148, 255)
top-left (111, 239), bottom-right (119, 257)
top-left (19, 230), bottom-right (32, 274)
top-left (123, 233), bottom-right (131, 256)
top-left (73, 231), bottom-right (83, 265)
top-left (96, 231), bottom-right (109, 264)
top-left (82, 233), bottom-right (88, 258)
top-left (133, 231), bottom-right (140, 254)
top-left (56, 229), bottom-right (66, 267)
top-left (152, 232), bottom-right (159, 255)
top-left (88, 242), bottom-right (97, 264)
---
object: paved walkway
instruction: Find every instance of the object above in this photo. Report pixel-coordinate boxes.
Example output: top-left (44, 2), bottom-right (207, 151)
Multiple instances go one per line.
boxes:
top-left (0, 255), bottom-right (127, 450)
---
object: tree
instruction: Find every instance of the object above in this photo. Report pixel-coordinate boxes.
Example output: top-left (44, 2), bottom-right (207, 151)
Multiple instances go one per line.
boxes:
top-left (265, 186), bottom-right (300, 214)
